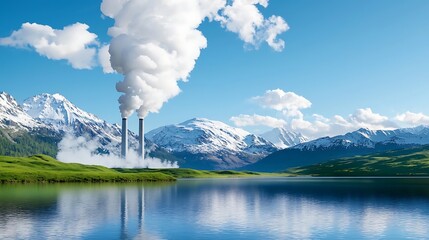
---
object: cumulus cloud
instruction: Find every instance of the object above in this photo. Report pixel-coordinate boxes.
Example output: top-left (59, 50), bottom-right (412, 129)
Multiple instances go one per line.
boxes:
top-left (218, 0), bottom-right (289, 51)
top-left (350, 108), bottom-right (397, 130)
top-left (289, 108), bottom-right (398, 139)
top-left (0, 22), bottom-right (99, 69)
top-left (395, 111), bottom-right (429, 126)
top-left (252, 89), bottom-right (311, 117)
top-left (239, 89), bottom-right (410, 139)
top-left (230, 114), bottom-right (286, 128)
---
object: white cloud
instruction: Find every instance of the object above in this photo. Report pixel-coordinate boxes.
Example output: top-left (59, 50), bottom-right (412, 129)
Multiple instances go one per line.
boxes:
top-left (290, 108), bottom-right (398, 139)
top-left (98, 44), bottom-right (115, 73)
top-left (238, 89), bottom-right (429, 139)
top-left (217, 0), bottom-right (288, 51)
top-left (350, 108), bottom-right (393, 128)
top-left (230, 114), bottom-right (286, 128)
top-left (252, 89), bottom-right (311, 117)
top-left (395, 111), bottom-right (429, 126)
top-left (0, 22), bottom-right (99, 69)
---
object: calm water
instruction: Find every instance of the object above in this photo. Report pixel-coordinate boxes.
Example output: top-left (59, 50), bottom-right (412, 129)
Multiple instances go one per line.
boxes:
top-left (2, 178), bottom-right (429, 239)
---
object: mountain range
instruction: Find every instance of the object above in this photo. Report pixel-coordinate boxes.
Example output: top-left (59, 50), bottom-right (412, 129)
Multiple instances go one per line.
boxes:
top-left (244, 126), bottom-right (429, 172)
top-left (0, 92), bottom-right (172, 160)
top-left (0, 92), bottom-right (305, 169)
top-left (146, 118), bottom-right (278, 169)
top-left (3, 91), bottom-right (429, 172)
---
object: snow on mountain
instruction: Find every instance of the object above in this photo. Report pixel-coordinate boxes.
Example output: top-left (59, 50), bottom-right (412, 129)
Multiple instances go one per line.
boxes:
top-left (0, 92), bottom-right (42, 131)
top-left (23, 93), bottom-right (118, 135)
top-left (22, 93), bottom-right (136, 154)
top-left (146, 118), bottom-right (277, 169)
top-left (294, 126), bottom-right (429, 151)
top-left (147, 118), bottom-right (276, 154)
top-left (261, 127), bottom-right (308, 149)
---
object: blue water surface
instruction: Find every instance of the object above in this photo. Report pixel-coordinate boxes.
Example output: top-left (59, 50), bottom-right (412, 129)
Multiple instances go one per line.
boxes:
top-left (1, 177), bottom-right (429, 239)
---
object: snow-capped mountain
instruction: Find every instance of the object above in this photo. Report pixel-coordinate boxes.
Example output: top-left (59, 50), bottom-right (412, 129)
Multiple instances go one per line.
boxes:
top-left (23, 93), bottom-right (123, 144)
top-left (0, 92), bottom-right (276, 168)
top-left (294, 127), bottom-right (429, 151)
top-left (261, 127), bottom-right (308, 149)
top-left (0, 92), bottom-right (42, 130)
top-left (21, 93), bottom-right (145, 155)
top-left (146, 118), bottom-right (277, 169)
top-left (0, 92), bottom-right (150, 156)
top-left (245, 126), bottom-right (429, 172)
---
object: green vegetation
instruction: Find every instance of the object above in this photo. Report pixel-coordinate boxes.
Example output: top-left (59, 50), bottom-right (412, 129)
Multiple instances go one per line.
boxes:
top-left (117, 168), bottom-right (286, 178)
top-left (0, 154), bottom-right (290, 183)
top-left (0, 154), bottom-right (175, 183)
top-left (288, 146), bottom-right (429, 176)
top-left (0, 129), bottom-right (59, 158)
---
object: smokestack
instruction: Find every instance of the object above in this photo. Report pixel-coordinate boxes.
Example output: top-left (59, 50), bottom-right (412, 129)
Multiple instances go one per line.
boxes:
top-left (121, 118), bottom-right (128, 158)
top-left (138, 118), bottom-right (144, 159)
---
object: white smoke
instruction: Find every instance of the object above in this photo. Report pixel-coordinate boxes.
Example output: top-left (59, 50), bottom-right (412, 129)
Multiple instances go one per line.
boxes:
top-left (57, 133), bottom-right (178, 169)
top-left (101, 0), bottom-right (288, 118)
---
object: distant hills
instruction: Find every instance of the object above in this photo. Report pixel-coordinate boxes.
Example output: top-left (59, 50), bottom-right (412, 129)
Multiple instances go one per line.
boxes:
top-left (288, 145), bottom-right (429, 176)
top-left (244, 127), bottom-right (429, 172)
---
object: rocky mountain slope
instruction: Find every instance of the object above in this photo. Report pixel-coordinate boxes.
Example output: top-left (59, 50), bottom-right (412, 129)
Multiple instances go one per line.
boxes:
top-left (146, 118), bottom-right (278, 169)
top-left (261, 127), bottom-right (308, 149)
top-left (244, 126), bottom-right (429, 172)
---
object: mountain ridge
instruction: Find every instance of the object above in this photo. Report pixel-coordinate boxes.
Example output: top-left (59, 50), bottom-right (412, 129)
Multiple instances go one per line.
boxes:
top-left (261, 127), bottom-right (308, 149)
top-left (244, 126), bottom-right (429, 172)
top-left (146, 118), bottom-right (278, 169)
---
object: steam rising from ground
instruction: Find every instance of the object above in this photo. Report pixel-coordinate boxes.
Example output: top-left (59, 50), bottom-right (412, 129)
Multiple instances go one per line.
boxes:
top-left (101, 0), bottom-right (288, 118)
top-left (57, 134), bottom-right (178, 168)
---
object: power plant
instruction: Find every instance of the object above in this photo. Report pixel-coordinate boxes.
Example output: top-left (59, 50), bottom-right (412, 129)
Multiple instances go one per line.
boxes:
top-left (121, 118), bottom-right (128, 158)
top-left (121, 117), bottom-right (145, 160)
top-left (138, 118), bottom-right (144, 160)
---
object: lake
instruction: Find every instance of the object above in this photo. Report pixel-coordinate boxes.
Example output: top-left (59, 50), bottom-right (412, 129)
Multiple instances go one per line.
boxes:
top-left (1, 177), bottom-right (429, 239)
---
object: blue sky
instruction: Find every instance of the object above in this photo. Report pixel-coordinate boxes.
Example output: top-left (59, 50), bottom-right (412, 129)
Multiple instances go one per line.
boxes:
top-left (1, 0), bottom-right (429, 137)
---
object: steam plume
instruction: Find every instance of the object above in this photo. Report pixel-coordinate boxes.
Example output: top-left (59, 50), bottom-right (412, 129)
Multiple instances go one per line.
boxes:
top-left (101, 0), bottom-right (288, 119)
top-left (57, 133), bottom-right (178, 168)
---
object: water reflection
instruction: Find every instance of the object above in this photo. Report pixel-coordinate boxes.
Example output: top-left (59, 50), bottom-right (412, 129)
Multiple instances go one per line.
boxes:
top-left (1, 178), bottom-right (429, 239)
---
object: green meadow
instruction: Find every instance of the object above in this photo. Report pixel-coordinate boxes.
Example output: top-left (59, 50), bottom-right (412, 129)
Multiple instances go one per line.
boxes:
top-left (0, 154), bottom-right (289, 183)
top-left (289, 146), bottom-right (429, 176)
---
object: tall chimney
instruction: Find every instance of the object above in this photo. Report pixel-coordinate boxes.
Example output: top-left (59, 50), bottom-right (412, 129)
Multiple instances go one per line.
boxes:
top-left (121, 118), bottom-right (128, 159)
top-left (138, 118), bottom-right (144, 159)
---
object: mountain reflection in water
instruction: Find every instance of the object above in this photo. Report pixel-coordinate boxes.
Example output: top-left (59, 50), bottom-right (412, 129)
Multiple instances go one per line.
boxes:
top-left (1, 178), bottom-right (429, 239)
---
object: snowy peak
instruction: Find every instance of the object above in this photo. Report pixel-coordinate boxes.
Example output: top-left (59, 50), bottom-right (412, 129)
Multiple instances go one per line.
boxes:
top-left (22, 93), bottom-right (125, 151)
top-left (23, 93), bottom-right (104, 129)
top-left (294, 126), bottom-right (429, 151)
top-left (0, 92), bottom-right (18, 107)
top-left (261, 127), bottom-right (308, 149)
top-left (0, 92), bottom-right (41, 130)
top-left (146, 118), bottom-right (276, 154)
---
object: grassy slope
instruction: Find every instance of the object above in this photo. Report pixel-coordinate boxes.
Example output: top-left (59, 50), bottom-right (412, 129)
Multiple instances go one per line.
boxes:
top-left (289, 145), bottom-right (429, 176)
top-left (0, 155), bottom-right (175, 183)
top-left (0, 155), bottom-right (290, 183)
top-left (0, 129), bottom-right (59, 158)
top-left (116, 168), bottom-right (288, 178)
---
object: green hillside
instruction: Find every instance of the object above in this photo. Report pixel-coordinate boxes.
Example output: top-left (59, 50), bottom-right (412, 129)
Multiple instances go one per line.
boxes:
top-left (0, 154), bottom-right (289, 183)
top-left (0, 129), bottom-right (60, 157)
top-left (0, 154), bottom-right (175, 183)
top-left (116, 168), bottom-right (285, 178)
top-left (289, 145), bottom-right (429, 176)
